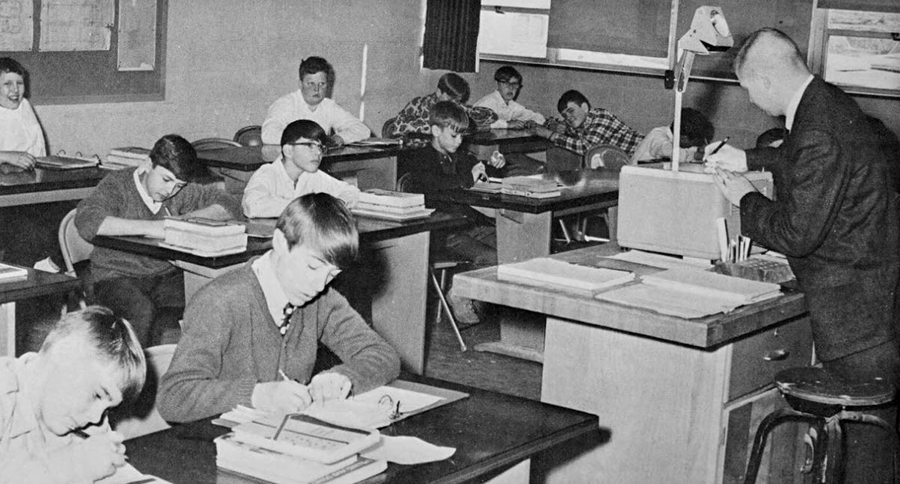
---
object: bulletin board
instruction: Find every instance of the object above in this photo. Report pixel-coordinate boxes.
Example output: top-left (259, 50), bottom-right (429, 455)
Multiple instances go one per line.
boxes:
top-left (5, 0), bottom-right (168, 105)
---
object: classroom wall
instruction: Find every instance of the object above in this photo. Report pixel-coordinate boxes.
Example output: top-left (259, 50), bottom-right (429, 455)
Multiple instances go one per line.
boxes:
top-left (29, 0), bottom-right (900, 157)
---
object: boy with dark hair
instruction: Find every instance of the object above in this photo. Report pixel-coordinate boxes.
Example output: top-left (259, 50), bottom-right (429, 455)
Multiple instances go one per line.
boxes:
top-left (158, 193), bottom-right (401, 422)
top-left (243, 119), bottom-right (359, 217)
top-left (528, 89), bottom-right (644, 157)
top-left (262, 56), bottom-right (370, 146)
top-left (76, 134), bottom-right (241, 347)
top-left (387, 72), bottom-right (497, 137)
top-left (630, 108), bottom-right (714, 164)
top-left (403, 101), bottom-right (505, 323)
top-left (0, 306), bottom-right (146, 483)
top-left (474, 65), bottom-right (546, 130)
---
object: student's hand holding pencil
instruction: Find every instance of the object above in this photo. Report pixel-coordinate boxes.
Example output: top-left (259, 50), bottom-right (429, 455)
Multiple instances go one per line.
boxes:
top-left (703, 138), bottom-right (748, 173)
top-left (252, 377), bottom-right (313, 413)
top-left (309, 372), bottom-right (352, 405)
top-left (472, 162), bottom-right (488, 183)
top-left (58, 430), bottom-right (127, 482)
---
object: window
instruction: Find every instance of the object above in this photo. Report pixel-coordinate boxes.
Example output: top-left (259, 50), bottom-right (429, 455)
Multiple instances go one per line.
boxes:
top-left (810, 8), bottom-right (900, 97)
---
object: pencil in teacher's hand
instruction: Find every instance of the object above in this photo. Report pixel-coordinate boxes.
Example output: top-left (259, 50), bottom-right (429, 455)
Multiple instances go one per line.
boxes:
top-left (707, 137), bottom-right (730, 159)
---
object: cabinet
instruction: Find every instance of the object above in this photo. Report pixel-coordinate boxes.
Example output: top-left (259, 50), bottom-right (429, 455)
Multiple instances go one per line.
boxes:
top-left (540, 315), bottom-right (812, 483)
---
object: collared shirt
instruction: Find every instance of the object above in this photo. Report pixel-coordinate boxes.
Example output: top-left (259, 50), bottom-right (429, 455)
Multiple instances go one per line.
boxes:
top-left (0, 99), bottom-right (47, 157)
top-left (629, 126), bottom-right (698, 164)
top-left (252, 251), bottom-right (290, 328)
top-left (132, 165), bottom-right (164, 214)
top-left (548, 107), bottom-right (644, 156)
top-left (785, 75), bottom-right (814, 131)
top-left (261, 92), bottom-right (370, 145)
top-left (0, 354), bottom-right (79, 483)
top-left (473, 90), bottom-right (546, 129)
top-left (241, 155), bottom-right (360, 218)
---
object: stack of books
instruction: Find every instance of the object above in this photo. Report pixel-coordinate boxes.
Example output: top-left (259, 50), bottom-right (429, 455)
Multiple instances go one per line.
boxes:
top-left (500, 176), bottom-right (561, 198)
top-left (104, 146), bottom-right (151, 170)
top-left (161, 218), bottom-right (247, 257)
top-left (35, 154), bottom-right (100, 170)
top-left (351, 189), bottom-right (434, 221)
top-left (215, 414), bottom-right (386, 484)
top-left (0, 263), bottom-right (28, 283)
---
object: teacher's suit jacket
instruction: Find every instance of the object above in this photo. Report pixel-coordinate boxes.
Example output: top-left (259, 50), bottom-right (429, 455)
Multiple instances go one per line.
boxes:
top-left (739, 76), bottom-right (899, 362)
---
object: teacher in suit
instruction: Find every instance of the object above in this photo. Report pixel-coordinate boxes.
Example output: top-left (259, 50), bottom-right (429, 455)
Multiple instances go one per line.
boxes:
top-left (707, 28), bottom-right (900, 483)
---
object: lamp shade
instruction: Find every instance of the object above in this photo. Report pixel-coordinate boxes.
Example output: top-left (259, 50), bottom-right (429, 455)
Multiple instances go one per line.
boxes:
top-left (678, 6), bottom-right (733, 54)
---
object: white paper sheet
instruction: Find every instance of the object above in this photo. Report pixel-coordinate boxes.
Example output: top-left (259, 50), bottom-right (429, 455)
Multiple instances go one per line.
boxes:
top-left (362, 435), bottom-right (455, 465)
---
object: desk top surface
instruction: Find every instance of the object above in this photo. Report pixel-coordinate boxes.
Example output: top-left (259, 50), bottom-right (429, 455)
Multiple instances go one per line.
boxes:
top-left (0, 166), bottom-right (107, 196)
top-left (431, 170), bottom-right (619, 214)
top-left (0, 265), bottom-right (81, 304)
top-left (91, 212), bottom-right (469, 269)
top-left (197, 144), bottom-right (405, 172)
top-left (125, 374), bottom-right (602, 484)
top-left (453, 245), bottom-right (808, 349)
top-left (465, 129), bottom-right (546, 147)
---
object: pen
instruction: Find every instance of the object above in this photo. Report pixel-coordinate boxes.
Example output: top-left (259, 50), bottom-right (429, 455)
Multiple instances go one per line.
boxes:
top-left (279, 369), bottom-right (302, 384)
top-left (708, 137), bottom-right (730, 157)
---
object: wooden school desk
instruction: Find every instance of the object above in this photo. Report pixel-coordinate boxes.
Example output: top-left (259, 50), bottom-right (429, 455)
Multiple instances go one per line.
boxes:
top-left (453, 244), bottom-right (813, 483)
top-left (125, 374), bottom-right (604, 484)
top-left (91, 212), bottom-right (469, 374)
top-left (0, 265), bottom-right (82, 356)
top-left (430, 169), bottom-right (618, 265)
top-left (0, 166), bottom-right (106, 207)
top-left (466, 128), bottom-right (549, 160)
top-left (196, 144), bottom-right (400, 194)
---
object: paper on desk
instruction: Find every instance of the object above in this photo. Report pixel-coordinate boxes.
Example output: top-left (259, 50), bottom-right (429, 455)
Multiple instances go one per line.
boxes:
top-left (609, 250), bottom-right (712, 271)
top-left (95, 463), bottom-right (173, 484)
top-left (363, 435), bottom-right (455, 465)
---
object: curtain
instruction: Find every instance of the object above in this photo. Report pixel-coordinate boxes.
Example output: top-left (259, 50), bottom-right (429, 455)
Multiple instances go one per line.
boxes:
top-left (423, 0), bottom-right (481, 72)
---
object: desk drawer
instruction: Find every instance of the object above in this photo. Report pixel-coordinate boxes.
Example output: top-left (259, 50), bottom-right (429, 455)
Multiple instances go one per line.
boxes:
top-left (728, 316), bottom-right (812, 401)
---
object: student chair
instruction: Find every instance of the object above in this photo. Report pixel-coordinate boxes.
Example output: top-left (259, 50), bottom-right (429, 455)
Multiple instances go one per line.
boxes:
top-left (396, 173), bottom-right (468, 351)
top-left (110, 344), bottom-right (176, 440)
top-left (585, 144), bottom-right (630, 170)
top-left (191, 138), bottom-right (241, 152)
top-left (381, 117), bottom-right (398, 139)
top-left (233, 125), bottom-right (263, 147)
top-left (743, 367), bottom-right (900, 483)
top-left (58, 209), bottom-right (94, 308)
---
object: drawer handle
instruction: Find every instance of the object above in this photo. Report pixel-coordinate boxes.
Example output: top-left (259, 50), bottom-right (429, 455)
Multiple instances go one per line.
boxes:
top-left (763, 349), bottom-right (789, 361)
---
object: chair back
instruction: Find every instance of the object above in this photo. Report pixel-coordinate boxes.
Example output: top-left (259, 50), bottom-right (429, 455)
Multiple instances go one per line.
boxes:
top-left (382, 117), bottom-right (397, 139)
top-left (396, 172), bottom-right (413, 192)
top-left (111, 344), bottom-right (176, 440)
top-left (233, 125), bottom-right (263, 147)
top-left (58, 209), bottom-right (93, 276)
top-left (192, 138), bottom-right (241, 152)
top-left (585, 144), bottom-right (630, 170)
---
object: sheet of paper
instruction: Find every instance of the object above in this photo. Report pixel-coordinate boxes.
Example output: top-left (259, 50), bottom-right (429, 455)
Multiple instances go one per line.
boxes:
top-left (95, 463), bottom-right (172, 484)
top-left (609, 250), bottom-right (712, 271)
top-left (353, 385), bottom-right (445, 413)
top-left (596, 283), bottom-right (739, 319)
top-left (117, 0), bottom-right (157, 70)
top-left (362, 435), bottom-right (455, 465)
top-left (0, 0), bottom-right (35, 51)
top-left (40, 0), bottom-right (113, 51)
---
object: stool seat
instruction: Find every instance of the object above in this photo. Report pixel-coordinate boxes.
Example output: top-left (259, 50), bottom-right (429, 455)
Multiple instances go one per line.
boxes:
top-left (776, 367), bottom-right (895, 408)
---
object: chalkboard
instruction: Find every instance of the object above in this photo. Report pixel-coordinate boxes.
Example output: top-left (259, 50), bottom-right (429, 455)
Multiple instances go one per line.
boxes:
top-left (677, 0), bottom-right (813, 80)
top-left (11, 0), bottom-right (168, 105)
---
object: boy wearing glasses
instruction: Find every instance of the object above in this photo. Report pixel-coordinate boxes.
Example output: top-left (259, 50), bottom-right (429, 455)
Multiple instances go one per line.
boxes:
top-left (474, 65), bottom-right (546, 130)
top-left (0, 306), bottom-right (146, 483)
top-left (261, 56), bottom-right (370, 146)
top-left (528, 89), bottom-right (644, 157)
top-left (158, 193), bottom-right (401, 422)
top-left (242, 119), bottom-right (360, 218)
top-left (75, 134), bottom-right (240, 347)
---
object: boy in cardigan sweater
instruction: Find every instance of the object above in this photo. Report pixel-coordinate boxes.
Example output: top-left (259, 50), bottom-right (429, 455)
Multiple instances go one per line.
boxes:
top-left (75, 134), bottom-right (240, 347)
top-left (157, 193), bottom-right (400, 422)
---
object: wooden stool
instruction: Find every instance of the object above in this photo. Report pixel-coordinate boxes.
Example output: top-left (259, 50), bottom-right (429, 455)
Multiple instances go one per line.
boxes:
top-left (744, 367), bottom-right (900, 483)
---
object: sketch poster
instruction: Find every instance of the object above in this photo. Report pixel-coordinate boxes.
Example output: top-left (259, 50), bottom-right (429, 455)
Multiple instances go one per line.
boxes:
top-left (0, 0), bottom-right (35, 51)
top-left (40, 0), bottom-right (113, 51)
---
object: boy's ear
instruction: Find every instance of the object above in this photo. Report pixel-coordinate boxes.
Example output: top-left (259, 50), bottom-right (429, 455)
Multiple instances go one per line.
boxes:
top-left (272, 228), bottom-right (289, 254)
top-left (580, 102), bottom-right (589, 112)
top-left (431, 125), bottom-right (442, 137)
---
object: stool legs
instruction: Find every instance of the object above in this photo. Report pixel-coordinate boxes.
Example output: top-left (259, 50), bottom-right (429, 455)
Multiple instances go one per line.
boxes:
top-left (744, 408), bottom-right (809, 484)
top-left (429, 267), bottom-right (467, 352)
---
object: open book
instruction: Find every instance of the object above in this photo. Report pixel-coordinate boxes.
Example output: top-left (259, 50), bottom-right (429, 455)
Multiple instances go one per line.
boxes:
top-left (232, 414), bottom-right (380, 464)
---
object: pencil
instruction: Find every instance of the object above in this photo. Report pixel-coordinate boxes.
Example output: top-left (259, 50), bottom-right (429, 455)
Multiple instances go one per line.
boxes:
top-left (708, 136), bottom-right (730, 157)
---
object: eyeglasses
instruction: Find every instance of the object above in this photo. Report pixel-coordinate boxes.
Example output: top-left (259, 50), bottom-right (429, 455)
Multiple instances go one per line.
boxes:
top-left (290, 142), bottom-right (326, 152)
top-left (499, 80), bottom-right (522, 89)
top-left (378, 394), bottom-right (404, 420)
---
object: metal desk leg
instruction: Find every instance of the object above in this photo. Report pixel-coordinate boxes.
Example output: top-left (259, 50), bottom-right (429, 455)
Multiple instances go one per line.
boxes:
top-left (368, 232), bottom-right (429, 374)
top-left (0, 302), bottom-right (14, 357)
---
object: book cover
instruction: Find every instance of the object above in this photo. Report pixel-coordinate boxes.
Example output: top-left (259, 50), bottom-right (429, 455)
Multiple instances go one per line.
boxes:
top-left (35, 155), bottom-right (100, 170)
top-left (232, 414), bottom-right (380, 464)
top-left (109, 147), bottom-right (151, 159)
top-left (501, 176), bottom-right (559, 193)
top-left (163, 218), bottom-right (246, 236)
top-left (216, 433), bottom-right (360, 481)
top-left (358, 189), bottom-right (424, 208)
top-left (498, 257), bottom-right (634, 295)
top-left (164, 230), bottom-right (248, 252)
